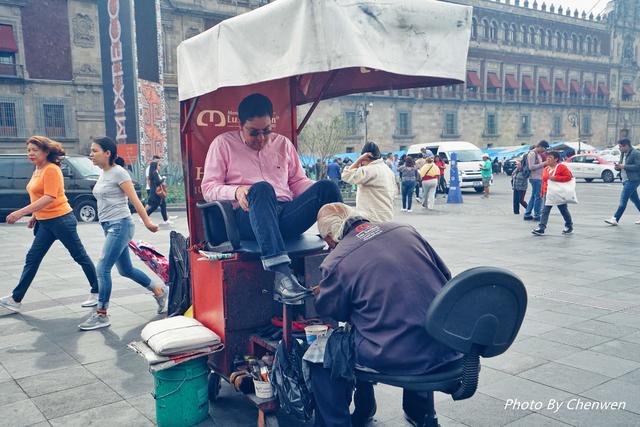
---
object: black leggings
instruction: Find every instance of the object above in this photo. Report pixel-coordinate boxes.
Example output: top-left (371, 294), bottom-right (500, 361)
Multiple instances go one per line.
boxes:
top-left (146, 195), bottom-right (168, 221)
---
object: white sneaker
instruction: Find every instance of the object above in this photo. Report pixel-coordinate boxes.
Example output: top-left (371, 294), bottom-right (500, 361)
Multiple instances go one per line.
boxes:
top-left (604, 217), bottom-right (619, 226)
top-left (154, 285), bottom-right (169, 314)
top-left (81, 293), bottom-right (98, 308)
top-left (407, 209), bottom-right (413, 213)
top-left (635, 219), bottom-right (640, 225)
top-left (0, 295), bottom-right (21, 313)
top-left (168, 215), bottom-right (178, 221)
top-left (78, 312), bottom-right (110, 331)
top-left (161, 220), bottom-right (174, 227)
top-left (401, 208), bottom-right (407, 212)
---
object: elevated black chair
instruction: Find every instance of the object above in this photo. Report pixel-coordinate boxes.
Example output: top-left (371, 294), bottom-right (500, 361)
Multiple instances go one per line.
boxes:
top-left (196, 201), bottom-right (326, 256)
top-left (356, 266), bottom-right (527, 427)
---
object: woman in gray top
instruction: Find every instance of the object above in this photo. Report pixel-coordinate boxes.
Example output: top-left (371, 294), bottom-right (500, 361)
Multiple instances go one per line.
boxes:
top-left (78, 137), bottom-right (167, 331)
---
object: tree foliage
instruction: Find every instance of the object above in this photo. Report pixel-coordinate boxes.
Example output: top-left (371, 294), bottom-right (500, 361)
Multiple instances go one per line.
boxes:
top-left (298, 116), bottom-right (347, 179)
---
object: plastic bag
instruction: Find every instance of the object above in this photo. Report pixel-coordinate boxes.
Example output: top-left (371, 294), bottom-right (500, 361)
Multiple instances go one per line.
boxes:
top-left (167, 231), bottom-right (191, 317)
top-left (546, 178), bottom-right (578, 206)
top-left (269, 339), bottom-right (314, 422)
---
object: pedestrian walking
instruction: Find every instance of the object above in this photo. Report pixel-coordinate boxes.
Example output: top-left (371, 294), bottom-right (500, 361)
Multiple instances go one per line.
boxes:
top-left (434, 155), bottom-right (447, 195)
top-left (327, 158), bottom-right (342, 186)
top-left (480, 154), bottom-right (493, 198)
top-left (605, 139), bottom-right (640, 226)
top-left (341, 141), bottom-right (396, 222)
top-left (523, 141), bottom-right (550, 221)
top-left (531, 151), bottom-right (575, 236)
top-left (0, 136), bottom-right (99, 313)
top-left (78, 137), bottom-right (167, 331)
top-left (415, 151), bottom-right (427, 202)
top-left (398, 157), bottom-right (420, 212)
top-left (145, 160), bottom-right (173, 226)
top-left (511, 160), bottom-right (528, 214)
top-left (419, 151), bottom-right (440, 210)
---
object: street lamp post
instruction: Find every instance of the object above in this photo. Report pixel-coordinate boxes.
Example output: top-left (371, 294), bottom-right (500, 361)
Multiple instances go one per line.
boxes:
top-left (355, 100), bottom-right (373, 144)
top-left (567, 111), bottom-right (582, 154)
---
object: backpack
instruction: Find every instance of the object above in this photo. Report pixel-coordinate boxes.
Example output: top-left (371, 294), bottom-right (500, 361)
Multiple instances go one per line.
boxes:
top-left (128, 241), bottom-right (169, 283)
top-left (520, 150), bottom-right (532, 179)
top-left (167, 231), bottom-right (192, 317)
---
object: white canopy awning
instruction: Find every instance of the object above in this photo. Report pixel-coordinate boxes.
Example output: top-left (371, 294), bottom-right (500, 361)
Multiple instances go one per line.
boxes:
top-left (177, 0), bottom-right (472, 101)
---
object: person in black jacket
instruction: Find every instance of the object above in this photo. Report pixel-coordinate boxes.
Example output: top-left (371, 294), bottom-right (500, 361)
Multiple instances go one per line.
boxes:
top-left (605, 139), bottom-right (640, 226)
top-left (145, 161), bottom-right (171, 226)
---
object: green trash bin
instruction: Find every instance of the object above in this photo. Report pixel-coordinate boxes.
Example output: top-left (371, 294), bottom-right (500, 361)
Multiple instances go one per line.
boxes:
top-left (152, 357), bottom-right (209, 427)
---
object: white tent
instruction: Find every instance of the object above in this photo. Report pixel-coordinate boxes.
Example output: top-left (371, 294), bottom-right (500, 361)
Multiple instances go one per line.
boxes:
top-left (177, 0), bottom-right (472, 101)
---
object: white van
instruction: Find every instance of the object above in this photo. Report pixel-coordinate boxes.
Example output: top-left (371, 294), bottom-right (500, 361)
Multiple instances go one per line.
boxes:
top-left (407, 141), bottom-right (485, 192)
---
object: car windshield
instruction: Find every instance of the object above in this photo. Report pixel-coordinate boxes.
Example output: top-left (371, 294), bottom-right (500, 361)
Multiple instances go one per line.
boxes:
top-left (455, 150), bottom-right (484, 162)
top-left (65, 157), bottom-right (102, 177)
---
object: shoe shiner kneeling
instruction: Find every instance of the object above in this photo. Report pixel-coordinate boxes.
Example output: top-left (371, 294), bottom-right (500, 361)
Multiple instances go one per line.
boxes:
top-left (307, 203), bottom-right (461, 426)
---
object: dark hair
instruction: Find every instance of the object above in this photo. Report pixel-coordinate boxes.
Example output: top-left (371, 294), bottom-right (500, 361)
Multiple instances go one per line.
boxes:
top-left (537, 140), bottom-right (550, 149)
top-left (404, 156), bottom-right (415, 167)
top-left (149, 161), bottom-right (159, 175)
top-left (26, 135), bottom-right (66, 166)
top-left (93, 136), bottom-right (124, 166)
top-left (361, 141), bottom-right (381, 160)
top-left (152, 155), bottom-right (161, 160)
top-left (618, 138), bottom-right (632, 146)
top-left (548, 151), bottom-right (561, 161)
top-left (238, 93), bottom-right (273, 126)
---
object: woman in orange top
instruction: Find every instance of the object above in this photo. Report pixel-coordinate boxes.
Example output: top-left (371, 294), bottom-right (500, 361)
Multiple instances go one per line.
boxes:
top-left (531, 151), bottom-right (574, 236)
top-left (0, 136), bottom-right (98, 313)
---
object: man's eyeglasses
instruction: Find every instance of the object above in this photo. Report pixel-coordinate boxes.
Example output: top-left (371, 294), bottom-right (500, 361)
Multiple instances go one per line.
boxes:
top-left (244, 127), bottom-right (273, 138)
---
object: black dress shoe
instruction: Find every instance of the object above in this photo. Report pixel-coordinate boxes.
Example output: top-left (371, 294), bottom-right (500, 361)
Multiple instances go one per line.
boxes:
top-left (273, 271), bottom-right (311, 305)
top-left (523, 215), bottom-right (534, 221)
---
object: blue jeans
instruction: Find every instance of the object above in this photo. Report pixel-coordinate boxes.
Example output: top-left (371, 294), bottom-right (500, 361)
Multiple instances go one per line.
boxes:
top-left (12, 212), bottom-right (98, 302)
top-left (235, 180), bottom-right (342, 270)
top-left (524, 179), bottom-right (542, 218)
top-left (401, 181), bottom-right (415, 210)
top-left (97, 217), bottom-right (154, 309)
top-left (614, 180), bottom-right (640, 221)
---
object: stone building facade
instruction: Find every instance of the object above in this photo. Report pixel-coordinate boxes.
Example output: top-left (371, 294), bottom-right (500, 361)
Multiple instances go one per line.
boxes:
top-left (0, 0), bottom-right (636, 157)
top-left (308, 0), bottom-right (640, 153)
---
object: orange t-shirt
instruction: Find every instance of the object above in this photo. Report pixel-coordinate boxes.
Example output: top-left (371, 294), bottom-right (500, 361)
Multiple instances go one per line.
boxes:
top-left (26, 163), bottom-right (73, 220)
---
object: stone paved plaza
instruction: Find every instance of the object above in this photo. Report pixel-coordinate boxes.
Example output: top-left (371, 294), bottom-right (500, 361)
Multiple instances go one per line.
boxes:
top-left (0, 175), bottom-right (639, 427)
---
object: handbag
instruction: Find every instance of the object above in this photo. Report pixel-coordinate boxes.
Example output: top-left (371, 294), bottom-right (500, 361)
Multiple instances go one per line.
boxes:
top-left (155, 183), bottom-right (168, 199)
top-left (545, 167), bottom-right (578, 206)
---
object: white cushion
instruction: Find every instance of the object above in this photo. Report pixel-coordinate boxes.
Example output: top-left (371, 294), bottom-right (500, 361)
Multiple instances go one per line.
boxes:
top-left (141, 316), bottom-right (221, 356)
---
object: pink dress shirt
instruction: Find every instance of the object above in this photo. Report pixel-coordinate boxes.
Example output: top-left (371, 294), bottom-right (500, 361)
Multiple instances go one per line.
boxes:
top-left (201, 130), bottom-right (315, 205)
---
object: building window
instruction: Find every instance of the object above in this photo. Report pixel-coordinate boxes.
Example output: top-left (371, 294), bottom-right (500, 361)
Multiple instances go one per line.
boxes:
top-left (344, 111), bottom-right (357, 136)
top-left (522, 25), bottom-right (528, 45)
top-left (396, 111), bottom-right (411, 136)
top-left (482, 19), bottom-right (489, 39)
top-left (345, 146), bottom-right (354, 153)
top-left (37, 99), bottom-right (72, 138)
top-left (519, 114), bottom-right (532, 136)
top-left (581, 114), bottom-right (592, 135)
top-left (556, 32), bottom-right (562, 50)
top-left (490, 21), bottom-right (498, 42)
top-left (552, 113), bottom-right (562, 136)
top-left (485, 112), bottom-right (498, 136)
top-left (539, 29), bottom-right (546, 47)
top-left (0, 97), bottom-right (25, 138)
top-left (443, 111), bottom-right (458, 137)
top-left (471, 18), bottom-right (478, 40)
top-left (399, 145), bottom-right (407, 151)
top-left (529, 27), bottom-right (536, 46)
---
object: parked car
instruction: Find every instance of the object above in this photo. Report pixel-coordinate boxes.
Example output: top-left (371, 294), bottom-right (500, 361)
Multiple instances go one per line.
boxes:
top-left (563, 154), bottom-right (617, 183)
top-left (0, 154), bottom-right (141, 223)
top-left (596, 148), bottom-right (621, 163)
top-left (503, 155), bottom-right (525, 176)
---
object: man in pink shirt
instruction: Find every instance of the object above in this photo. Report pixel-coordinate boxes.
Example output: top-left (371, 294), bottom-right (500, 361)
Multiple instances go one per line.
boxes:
top-left (201, 93), bottom-right (342, 304)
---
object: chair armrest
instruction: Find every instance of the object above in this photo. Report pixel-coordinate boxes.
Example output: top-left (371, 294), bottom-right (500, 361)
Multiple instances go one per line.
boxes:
top-left (196, 201), bottom-right (241, 250)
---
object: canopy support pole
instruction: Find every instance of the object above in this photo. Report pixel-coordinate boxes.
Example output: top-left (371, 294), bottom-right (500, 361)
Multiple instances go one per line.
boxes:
top-left (180, 97), bottom-right (200, 134)
top-left (296, 71), bottom-right (338, 135)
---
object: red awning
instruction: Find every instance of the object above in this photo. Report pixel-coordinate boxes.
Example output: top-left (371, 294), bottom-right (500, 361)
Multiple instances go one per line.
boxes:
top-left (623, 83), bottom-right (635, 96)
top-left (584, 81), bottom-right (595, 95)
top-left (555, 79), bottom-right (568, 93)
top-left (486, 72), bottom-right (502, 89)
top-left (505, 74), bottom-right (518, 90)
top-left (0, 25), bottom-right (17, 53)
top-left (570, 80), bottom-right (580, 94)
top-left (522, 76), bottom-right (535, 91)
top-left (466, 71), bottom-right (482, 88)
top-left (598, 82), bottom-right (610, 96)
top-left (538, 77), bottom-right (551, 92)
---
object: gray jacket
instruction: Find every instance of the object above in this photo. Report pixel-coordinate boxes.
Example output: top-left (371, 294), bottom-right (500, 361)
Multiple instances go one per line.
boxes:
top-left (526, 150), bottom-right (545, 180)
top-left (620, 147), bottom-right (640, 182)
top-left (512, 168), bottom-right (528, 191)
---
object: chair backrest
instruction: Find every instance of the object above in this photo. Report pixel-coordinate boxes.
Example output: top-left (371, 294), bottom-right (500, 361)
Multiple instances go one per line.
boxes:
top-left (425, 266), bottom-right (527, 358)
top-left (196, 201), bottom-right (239, 249)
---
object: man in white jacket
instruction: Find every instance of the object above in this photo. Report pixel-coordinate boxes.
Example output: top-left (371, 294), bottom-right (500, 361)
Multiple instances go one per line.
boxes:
top-left (341, 141), bottom-right (396, 222)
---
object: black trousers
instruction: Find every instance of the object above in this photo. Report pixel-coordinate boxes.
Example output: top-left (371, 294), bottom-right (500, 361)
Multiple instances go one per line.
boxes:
top-left (512, 189), bottom-right (528, 214)
top-left (146, 195), bottom-right (168, 221)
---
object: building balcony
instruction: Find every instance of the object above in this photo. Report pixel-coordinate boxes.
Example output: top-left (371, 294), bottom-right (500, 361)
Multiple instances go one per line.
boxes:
top-left (0, 63), bottom-right (24, 79)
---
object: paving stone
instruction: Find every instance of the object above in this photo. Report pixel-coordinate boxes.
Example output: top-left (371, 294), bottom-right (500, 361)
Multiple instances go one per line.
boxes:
top-left (1, 351), bottom-right (79, 380)
top-left (581, 379), bottom-right (640, 415)
top-left (0, 380), bottom-right (29, 407)
top-left (85, 354), bottom-right (154, 399)
top-left (539, 328), bottom-right (613, 350)
top-left (17, 366), bottom-right (97, 398)
top-left (0, 399), bottom-right (46, 427)
top-left (517, 319), bottom-right (561, 337)
top-left (589, 340), bottom-right (640, 363)
top-left (526, 311), bottom-right (588, 328)
top-left (511, 337), bottom-right (581, 361)
top-left (481, 351), bottom-right (547, 375)
top-left (49, 400), bottom-right (153, 427)
top-left (503, 412), bottom-right (572, 426)
top-left (566, 320), bottom-right (638, 339)
top-left (539, 397), bottom-right (640, 427)
top-left (547, 303), bottom-right (613, 320)
top-left (437, 392), bottom-right (530, 427)
top-left (481, 376), bottom-right (573, 406)
top-left (555, 350), bottom-right (640, 378)
top-left (518, 362), bottom-right (610, 394)
top-left (127, 393), bottom-right (156, 423)
top-left (595, 312), bottom-right (640, 330)
top-left (31, 381), bottom-right (121, 420)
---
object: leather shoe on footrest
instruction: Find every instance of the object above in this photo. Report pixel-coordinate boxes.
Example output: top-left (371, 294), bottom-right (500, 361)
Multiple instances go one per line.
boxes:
top-left (273, 271), bottom-right (311, 305)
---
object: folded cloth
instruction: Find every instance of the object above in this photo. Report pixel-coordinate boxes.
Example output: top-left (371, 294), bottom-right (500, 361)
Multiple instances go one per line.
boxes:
top-left (128, 340), bottom-right (224, 372)
top-left (141, 316), bottom-right (221, 356)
